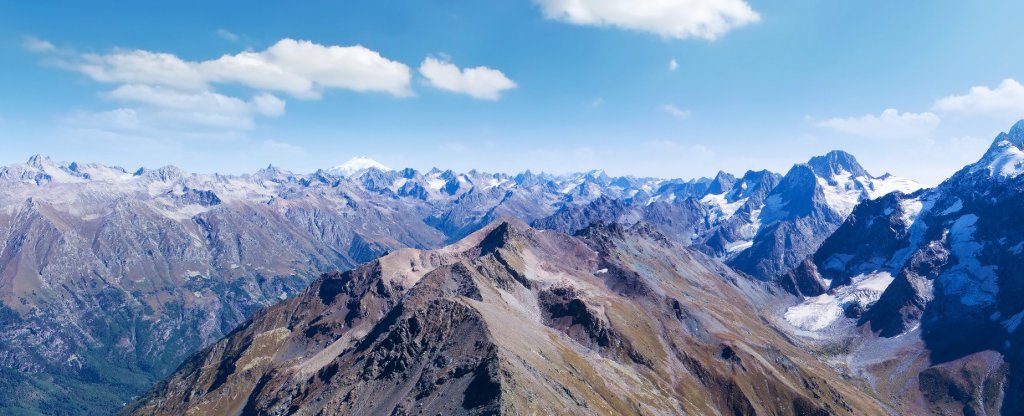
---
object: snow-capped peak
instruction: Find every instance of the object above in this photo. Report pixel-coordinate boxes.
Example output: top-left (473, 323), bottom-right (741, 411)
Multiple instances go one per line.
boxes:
top-left (806, 150), bottom-right (869, 179)
top-left (326, 156), bottom-right (391, 177)
top-left (973, 119), bottom-right (1024, 178)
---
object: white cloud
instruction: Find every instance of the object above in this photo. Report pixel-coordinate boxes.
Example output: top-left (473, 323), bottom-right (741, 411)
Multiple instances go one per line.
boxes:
top-left (419, 57), bottom-right (517, 100)
top-left (216, 29), bottom-right (240, 42)
top-left (815, 108), bottom-right (940, 139)
top-left (67, 38), bottom-right (412, 98)
top-left (669, 58), bottom-right (679, 71)
top-left (661, 104), bottom-right (691, 119)
top-left (534, 0), bottom-right (760, 40)
top-left (31, 38), bottom-right (417, 139)
top-left (23, 36), bottom-right (55, 52)
top-left (103, 85), bottom-right (285, 130)
top-left (934, 78), bottom-right (1024, 119)
top-left (79, 50), bottom-right (208, 90)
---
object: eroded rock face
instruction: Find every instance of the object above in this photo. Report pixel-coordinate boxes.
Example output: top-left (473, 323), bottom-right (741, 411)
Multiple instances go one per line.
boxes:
top-left (780, 121), bottom-right (1024, 414)
top-left (125, 220), bottom-right (887, 416)
top-left (0, 158), bottom-right (692, 414)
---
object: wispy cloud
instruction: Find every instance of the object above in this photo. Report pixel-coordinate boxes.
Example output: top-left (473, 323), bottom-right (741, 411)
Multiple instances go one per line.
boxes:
top-left (534, 0), bottom-right (760, 40)
top-left (669, 58), bottom-right (679, 71)
top-left (814, 108), bottom-right (940, 139)
top-left (215, 29), bottom-right (240, 42)
top-left (22, 36), bottom-right (55, 52)
top-left (258, 139), bottom-right (305, 156)
top-left (103, 84), bottom-right (285, 130)
top-left (661, 104), bottom-right (691, 119)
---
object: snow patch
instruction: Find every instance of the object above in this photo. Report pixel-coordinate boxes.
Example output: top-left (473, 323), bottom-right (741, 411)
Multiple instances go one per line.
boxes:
top-left (940, 214), bottom-right (999, 306)
top-left (700, 193), bottom-right (748, 222)
top-left (978, 139), bottom-right (1024, 177)
top-left (899, 197), bottom-right (924, 227)
top-left (725, 240), bottom-right (753, 254)
top-left (939, 199), bottom-right (963, 216)
top-left (326, 156), bottom-right (390, 177)
top-left (784, 271), bottom-right (895, 331)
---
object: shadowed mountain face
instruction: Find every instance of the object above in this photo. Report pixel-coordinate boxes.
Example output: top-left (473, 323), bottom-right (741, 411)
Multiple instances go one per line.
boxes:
top-left (124, 220), bottom-right (888, 416)
top-left (534, 152), bottom-right (921, 286)
top-left (779, 120), bottom-right (1024, 415)
top-left (728, 151), bottom-right (922, 282)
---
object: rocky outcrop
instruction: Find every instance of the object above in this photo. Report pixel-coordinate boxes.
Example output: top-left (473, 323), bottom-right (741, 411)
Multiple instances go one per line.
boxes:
top-left (125, 220), bottom-right (888, 415)
top-left (781, 120), bottom-right (1024, 414)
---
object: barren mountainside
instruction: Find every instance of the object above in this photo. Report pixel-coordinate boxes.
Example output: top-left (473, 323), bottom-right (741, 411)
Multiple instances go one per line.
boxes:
top-left (125, 220), bottom-right (889, 415)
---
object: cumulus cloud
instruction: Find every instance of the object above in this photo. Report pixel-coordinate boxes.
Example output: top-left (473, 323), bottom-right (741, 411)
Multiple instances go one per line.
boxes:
top-left (661, 104), bottom-right (691, 119)
top-left (79, 50), bottom-right (208, 90)
top-left (933, 78), bottom-right (1024, 119)
top-left (71, 39), bottom-right (413, 98)
top-left (815, 108), bottom-right (941, 139)
top-left (669, 58), bottom-right (679, 71)
top-left (26, 37), bottom-right (425, 138)
top-left (419, 57), bottom-right (517, 100)
top-left (534, 0), bottom-right (760, 40)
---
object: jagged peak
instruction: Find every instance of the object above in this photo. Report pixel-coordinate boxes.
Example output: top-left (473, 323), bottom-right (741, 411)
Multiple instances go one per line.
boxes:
top-left (708, 170), bottom-right (737, 194)
top-left (26, 154), bottom-right (56, 169)
top-left (806, 150), bottom-right (869, 178)
top-left (1009, 119), bottom-right (1024, 146)
top-left (973, 119), bottom-right (1024, 178)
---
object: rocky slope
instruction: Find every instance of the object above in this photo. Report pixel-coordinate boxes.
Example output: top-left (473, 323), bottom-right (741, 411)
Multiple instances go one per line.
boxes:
top-left (728, 151), bottom-right (922, 281)
top-left (0, 150), bottom-right (920, 415)
top-left (124, 219), bottom-right (889, 416)
top-left (779, 120), bottom-right (1024, 414)
top-left (0, 156), bottom-right (687, 414)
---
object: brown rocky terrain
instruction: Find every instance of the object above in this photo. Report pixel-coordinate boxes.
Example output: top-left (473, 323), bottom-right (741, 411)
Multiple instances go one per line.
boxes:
top-left (125, 219), bottom-right (889, 415)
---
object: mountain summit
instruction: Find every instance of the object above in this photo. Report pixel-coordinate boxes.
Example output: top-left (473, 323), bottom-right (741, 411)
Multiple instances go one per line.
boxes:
top-left (782, 119), bottom-right (1024, 414)
top-left (326, 156), bottom-right (391, 177)
top-left (125, 219), bottom-right (886, 415)
top-left (806, 150), bottom-right (870, 179)
top-left (975, 119), bottom-right (1024, 178)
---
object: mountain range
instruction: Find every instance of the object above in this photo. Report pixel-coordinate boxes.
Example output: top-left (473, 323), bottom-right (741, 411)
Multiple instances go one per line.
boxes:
top-left (8, 120), bottom-right (1024, 414)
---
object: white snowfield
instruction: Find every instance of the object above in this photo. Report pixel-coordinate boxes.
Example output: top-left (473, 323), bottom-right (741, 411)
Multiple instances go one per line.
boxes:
top-left (785, 271), bottom-right (895, 331)
top-left (977, 137), bottom-right (1024, 177)
top-left (818, 172), bottom-right (924, 218)
top-left (699, 192), bottom-right (748, 222)
top-left (326, 156), bottom-right (392, 177)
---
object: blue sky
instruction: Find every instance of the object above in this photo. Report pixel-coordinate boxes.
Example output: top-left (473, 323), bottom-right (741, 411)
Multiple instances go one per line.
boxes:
top-left (2, 1), bottom-right (1024, 184)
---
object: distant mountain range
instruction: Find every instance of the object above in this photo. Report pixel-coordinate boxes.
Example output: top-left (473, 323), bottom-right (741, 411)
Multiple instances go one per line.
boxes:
top-left (24, 126), bottom-right (1024, 414)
